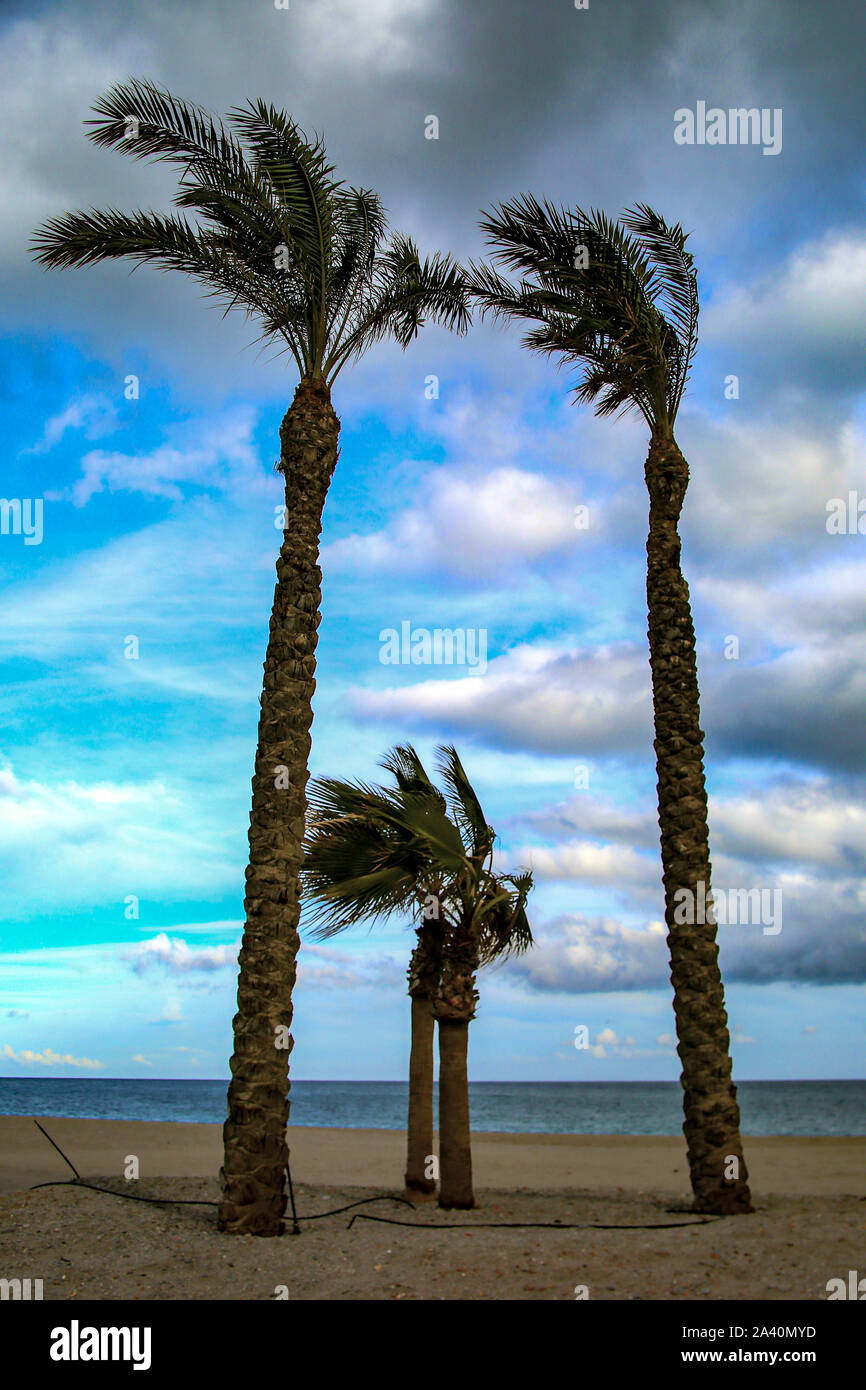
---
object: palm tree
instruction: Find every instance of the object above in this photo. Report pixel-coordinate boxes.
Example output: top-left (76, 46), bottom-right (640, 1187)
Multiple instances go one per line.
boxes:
top-left (383, 746), bottom-right (445, 1197)
top-left (471, 198), bottom-right (752, 1215)
top-left (302, 744), bottom-right (533, 1208)
top-left (31, 79), bottom-right (470, 1236)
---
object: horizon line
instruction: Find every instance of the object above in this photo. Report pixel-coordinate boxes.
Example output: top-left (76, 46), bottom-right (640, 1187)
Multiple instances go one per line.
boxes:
top-left (2, 1075), bottom-right (864, 1085)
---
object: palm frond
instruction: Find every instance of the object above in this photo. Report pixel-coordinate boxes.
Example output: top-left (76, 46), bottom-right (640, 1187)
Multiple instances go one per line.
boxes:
top-left (476, 873), bottom-right (534, 963)
top-left (435, 744), bottom-right (494, 859)
top-left (86, 78), bottom-right (246, 178)
top-left (33, 80), bottom-right (468, 387)
top-left (379, 744), bottom-right (447, 811)
top-left (227, 101), bottom-right (340, 329)
top-left (620, 203), bottom-right (699, 416)
top-left (302, 747), bottom-right (534, 971)
top-left (323, 187), bottom-right (385, 349)
top-left (327, 234), bottom-right (470, 377)
top-left (474, 194), bottom-right (701, 429)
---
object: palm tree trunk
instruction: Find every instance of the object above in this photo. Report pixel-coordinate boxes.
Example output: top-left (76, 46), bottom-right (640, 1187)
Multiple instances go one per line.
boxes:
top-left (437, 1020), bottom-right (473, 1208)
top-left (434, 924), bottom-right (478, 1209)
top-left (645, 432), bottom-right (752, 1216)
top-left (219, 376), bottom-right (340, 1236)
top-left (405, 924), bottom-right (441, 1194)
top-left (405, 996), bottom-right (436, 1194)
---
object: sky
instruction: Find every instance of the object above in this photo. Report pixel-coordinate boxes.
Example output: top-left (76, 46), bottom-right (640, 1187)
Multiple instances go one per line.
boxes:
top-left (1, 0), bottom-right (865, 1085)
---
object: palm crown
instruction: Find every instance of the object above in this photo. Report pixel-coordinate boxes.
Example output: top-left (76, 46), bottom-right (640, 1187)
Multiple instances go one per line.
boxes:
top-left (471, 196), bottom-right (699, 434)
top-left (302, 744), bottom-right (533, 964)
top-left (31, 79), bottom-right (470, 382)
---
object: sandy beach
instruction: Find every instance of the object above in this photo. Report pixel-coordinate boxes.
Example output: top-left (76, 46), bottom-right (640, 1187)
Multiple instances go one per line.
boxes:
top-left (2, 1117), bottom-right (864, 1300)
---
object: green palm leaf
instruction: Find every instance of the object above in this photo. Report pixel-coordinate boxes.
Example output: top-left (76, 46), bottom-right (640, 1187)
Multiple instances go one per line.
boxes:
top-left (302, 745), bottom-right (534, 968)
top-left (472, 194), bottom-right (699, 431)
top-left (32, 78), bottom-right (471, 386)
top-left (436, 744), bottom-right (494, 860)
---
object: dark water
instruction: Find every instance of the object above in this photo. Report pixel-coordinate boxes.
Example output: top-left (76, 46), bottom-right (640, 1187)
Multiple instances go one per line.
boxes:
top-left (1, 1078), bottom-right (864, 1135)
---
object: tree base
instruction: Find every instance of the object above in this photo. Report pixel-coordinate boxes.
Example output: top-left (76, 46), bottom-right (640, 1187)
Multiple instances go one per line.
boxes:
top-left (218, 1166), bottom-right (288, 1236)
top-left (693, 1180), bottom-right (754, 1216)
top-left (404, 1173), bottom-right (436, 1193)
top-left (403, 1183), bottom-right (437, 1203)
top-left (217, 1203), bottom-right (286, 1236)
top-left (438, 1196), bottom-right (475, 1210)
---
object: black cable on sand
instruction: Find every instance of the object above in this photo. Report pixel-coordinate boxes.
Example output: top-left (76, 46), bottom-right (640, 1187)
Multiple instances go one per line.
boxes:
top-left (346, 1212), bottom-right (723, 1231)
top-left (28, 1118), bottom-right (415, 1221)
top-left (28, 1118), bottom-right (724, 1234)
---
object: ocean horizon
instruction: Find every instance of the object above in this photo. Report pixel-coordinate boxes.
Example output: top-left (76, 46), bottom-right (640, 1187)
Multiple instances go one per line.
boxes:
top-left (1, 1077), bottom-right (864, 1136)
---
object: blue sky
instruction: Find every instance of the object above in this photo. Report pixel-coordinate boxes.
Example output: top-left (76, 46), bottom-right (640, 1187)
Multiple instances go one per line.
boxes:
top-left (1, 0), bottom-right (865, 1084)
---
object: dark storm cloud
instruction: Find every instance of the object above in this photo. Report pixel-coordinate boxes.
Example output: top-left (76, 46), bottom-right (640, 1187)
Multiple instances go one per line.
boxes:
top-left (506, 837), bottom-right (866, 994)
top-left (507, 895), bottom-right (866, 993)
top-left (351, 611), bottom-right (866, 775)
top-left (5, 0), bottom-right (866, 407)
top-left (503, 772), bottom-right (866, 990)
top-left (707, 654), bottom-right (866, 772)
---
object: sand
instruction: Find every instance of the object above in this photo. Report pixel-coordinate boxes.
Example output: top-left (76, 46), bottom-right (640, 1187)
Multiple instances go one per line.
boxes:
top-left (1, 1117), bottom-right (864, 1300)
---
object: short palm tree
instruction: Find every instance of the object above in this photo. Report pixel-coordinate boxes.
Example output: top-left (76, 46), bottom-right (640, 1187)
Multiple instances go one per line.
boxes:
top-left (302, 744), bottom-right (533, 1208)
top-left (31, 79), bottom-right (470, 1236)
top-left (471, 197), bottom-right (752, 1215)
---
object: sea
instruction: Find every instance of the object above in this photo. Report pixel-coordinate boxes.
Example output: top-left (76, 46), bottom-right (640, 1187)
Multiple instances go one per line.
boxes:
top-left (1, 1078), bottom-right (864, 1135)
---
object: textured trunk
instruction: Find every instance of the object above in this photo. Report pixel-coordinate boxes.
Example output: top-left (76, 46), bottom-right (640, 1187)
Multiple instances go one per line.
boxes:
top-left (219, 376), bottom-right (340, 1236)
top-left (405, 924), bottom-right (441, 1194)
top-left (405, 996), bottom-right (436, 1194)
top-left (434, 921), bottom-right (478, 1209)
top-left (437, 1020), bottom-right (473, 1209)
top-left (645, 432), bottom-right (752, 1216)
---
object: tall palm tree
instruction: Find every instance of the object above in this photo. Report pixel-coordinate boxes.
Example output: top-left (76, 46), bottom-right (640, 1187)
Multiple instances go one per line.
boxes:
top-left (471, 198), bottom-right (752, 1215)
top-left (302, 744), bottom-right (533, 1208)
top-left (31, 79), bottom-right (470, 1236)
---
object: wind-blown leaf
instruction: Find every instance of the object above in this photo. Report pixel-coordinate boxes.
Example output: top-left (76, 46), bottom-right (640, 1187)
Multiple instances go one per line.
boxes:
top-left (472, 194), bottom-right (699, 430)
top-left (32, 79), bottom-right (471, 385)
top-left (301, 745), bottom-right (534, 975)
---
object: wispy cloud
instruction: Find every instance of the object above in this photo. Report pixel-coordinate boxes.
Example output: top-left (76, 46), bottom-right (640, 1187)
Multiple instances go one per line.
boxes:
top-left (122, 932), bottom-right (241, 975)
top-left (23, 391), bottom-right (118, 456)
top-left (2, 1042), bottom-right (104, 1069)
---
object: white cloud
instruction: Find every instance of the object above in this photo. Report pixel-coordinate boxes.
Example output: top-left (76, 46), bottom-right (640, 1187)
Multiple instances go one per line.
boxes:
top-left (326, 465), bottom-right (586, 582)
top-left (23, 392), bottom-right (118, 456)
top-left (0, 759), bottom-right (240, 916)
top-left (515, 840), bottom-right (658, 889)
top-left (582, 1025), bottom-right (676, 1059)
top-left (2, 1042), bottom-right (104, 1069)
top-left (152, 920), bottom-right (243, 935)
top-left (351, 641), bottom-right (652, 754)
top-left (296, 943), bottom-right (405, 992)
top-left (507, 775), bottom-right (866, 987)
top-left (0, 20), bottom-right (152, 263)
top-left (351, 536), bottom-right (866, 771)
top-left (519, 796), bottom-right (658, 848)
top-left (300, 0), bottom-right (435, 68)
top-left (680, 413), bottom-right (866, 567)
top-left (710, 781), bottom-right (866, 870)
top-left (0, 469), bottom-right (280, 701)
top-left (67, 407), bottom-right (264, 504)
top-left (704, 230), bottom-right (866, 364)
top-left (509, 915), bottom-right (668, 993)
top-left (121, 932), bottom-right (241, 975)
